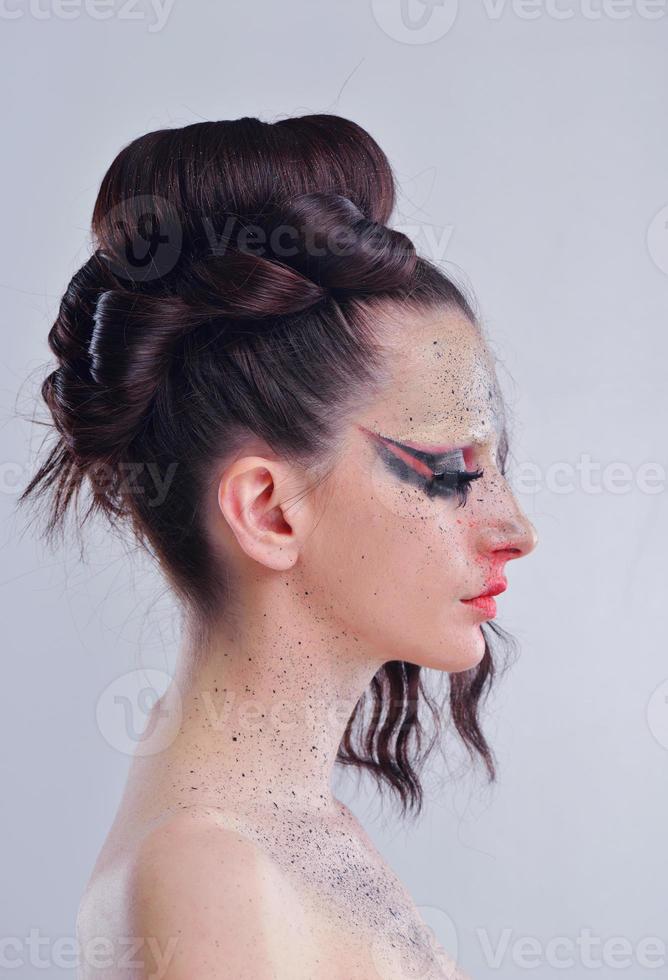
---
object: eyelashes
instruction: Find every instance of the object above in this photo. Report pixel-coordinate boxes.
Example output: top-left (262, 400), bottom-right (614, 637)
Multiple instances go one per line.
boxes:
top-left (373, 434), bottom-right (484, 507)
top-left (424, 466), bottom-right (484, 506)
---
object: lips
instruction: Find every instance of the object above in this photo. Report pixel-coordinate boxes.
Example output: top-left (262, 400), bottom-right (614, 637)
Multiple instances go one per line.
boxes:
top-left (461, 580), bottom-right (507, 619)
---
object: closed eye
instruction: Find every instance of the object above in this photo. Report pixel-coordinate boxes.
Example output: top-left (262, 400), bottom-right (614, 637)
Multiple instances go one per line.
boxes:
top-left (428, 467), bottom-right (484, 506)
top-left (363, 429), bottom-right (484, 507)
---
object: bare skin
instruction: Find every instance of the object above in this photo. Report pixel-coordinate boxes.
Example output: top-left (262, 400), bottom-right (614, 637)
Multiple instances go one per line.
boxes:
top-left (76, 307), bottom-right (537, 978)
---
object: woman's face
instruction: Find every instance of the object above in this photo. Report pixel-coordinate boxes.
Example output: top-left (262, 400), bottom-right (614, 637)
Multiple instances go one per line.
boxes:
top-left (305, 305), bottom-right (538, 673)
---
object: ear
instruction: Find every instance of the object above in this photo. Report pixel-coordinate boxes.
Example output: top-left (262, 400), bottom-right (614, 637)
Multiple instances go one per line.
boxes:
top-left (216, 455), bottom-right (311, 571)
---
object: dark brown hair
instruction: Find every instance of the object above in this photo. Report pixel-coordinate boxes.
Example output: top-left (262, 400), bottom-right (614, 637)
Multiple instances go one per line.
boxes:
top-left (21, 114), bottom-right (515, 816)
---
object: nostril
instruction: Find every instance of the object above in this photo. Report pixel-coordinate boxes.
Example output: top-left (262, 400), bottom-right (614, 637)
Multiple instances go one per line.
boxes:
top-left (492, 539), bottom-right (524, 559)
top-left (493, 546), bottom-right (523, 561)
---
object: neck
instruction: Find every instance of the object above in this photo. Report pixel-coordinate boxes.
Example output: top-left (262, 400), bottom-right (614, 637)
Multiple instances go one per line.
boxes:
top-left (158, 574), bottom-right (383, 814)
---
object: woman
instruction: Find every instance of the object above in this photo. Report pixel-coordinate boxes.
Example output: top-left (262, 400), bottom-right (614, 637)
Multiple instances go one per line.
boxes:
top-left (23, 114), bottom-right (537, 979)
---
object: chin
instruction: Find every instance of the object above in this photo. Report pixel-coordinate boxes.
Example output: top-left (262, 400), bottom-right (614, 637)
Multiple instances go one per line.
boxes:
top-left (416, 628), bottom-right (487, 673)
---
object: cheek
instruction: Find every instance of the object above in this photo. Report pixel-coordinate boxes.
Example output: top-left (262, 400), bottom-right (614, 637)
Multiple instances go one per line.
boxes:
top-left (308, 466), bottom-right (475, 657)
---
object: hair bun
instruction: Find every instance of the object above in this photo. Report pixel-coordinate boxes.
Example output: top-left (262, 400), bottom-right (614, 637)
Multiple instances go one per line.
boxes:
top-left (49, 251), bottom-right (112, 369)
top-left (119, 192), bottom-right (419, 323)
top-left (260, 192), bottom-right (417, 296)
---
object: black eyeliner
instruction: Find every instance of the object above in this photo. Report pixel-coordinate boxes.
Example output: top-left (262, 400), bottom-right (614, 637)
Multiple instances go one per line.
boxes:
top-left (365, 429), bottom-right (484, 505)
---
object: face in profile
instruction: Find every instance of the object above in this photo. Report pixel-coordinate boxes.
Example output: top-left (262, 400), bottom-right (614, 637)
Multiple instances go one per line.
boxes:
top-left (303, 306), bottom-right (538, 673)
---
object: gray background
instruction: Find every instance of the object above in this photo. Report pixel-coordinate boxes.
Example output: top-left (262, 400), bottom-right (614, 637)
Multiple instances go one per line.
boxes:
top-left (2, 1), bottom-right (667, 977)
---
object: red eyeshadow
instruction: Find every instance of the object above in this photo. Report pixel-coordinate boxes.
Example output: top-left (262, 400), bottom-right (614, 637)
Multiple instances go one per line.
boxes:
top-left (399, 437), bottom-right (466, 454)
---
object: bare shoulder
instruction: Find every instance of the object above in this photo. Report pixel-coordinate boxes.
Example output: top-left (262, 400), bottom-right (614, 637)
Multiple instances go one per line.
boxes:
top-left (77, 804), bottom-right (430, 979)
top-left (126, 807), bottom-right (315, 979)
top-left (128, 807), bottom-right (319, 976)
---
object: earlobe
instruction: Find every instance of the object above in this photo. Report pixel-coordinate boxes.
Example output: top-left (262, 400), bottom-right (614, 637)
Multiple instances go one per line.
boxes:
top-left (216, 456), bottom-right (301, 571)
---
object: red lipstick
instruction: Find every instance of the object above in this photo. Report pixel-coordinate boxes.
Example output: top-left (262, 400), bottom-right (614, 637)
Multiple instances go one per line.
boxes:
top-left (461, 580), bottom-right (507, 619)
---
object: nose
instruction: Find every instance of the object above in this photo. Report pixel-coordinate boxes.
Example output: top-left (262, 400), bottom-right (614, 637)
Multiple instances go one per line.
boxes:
top-left (477, 490), bottom-right (539, 562)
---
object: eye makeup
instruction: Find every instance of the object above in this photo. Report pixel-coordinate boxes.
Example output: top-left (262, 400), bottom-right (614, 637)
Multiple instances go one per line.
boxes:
top-left (358, 427), bottom-right (484, 506)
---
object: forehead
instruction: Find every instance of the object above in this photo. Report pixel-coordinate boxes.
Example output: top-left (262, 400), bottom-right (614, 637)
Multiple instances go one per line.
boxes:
top-left (362, 306), bottom-right (505, 447)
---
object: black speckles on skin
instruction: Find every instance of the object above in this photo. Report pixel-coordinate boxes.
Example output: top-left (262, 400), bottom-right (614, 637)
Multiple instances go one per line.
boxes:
top-left (162, 797), bottom-right (447, 977)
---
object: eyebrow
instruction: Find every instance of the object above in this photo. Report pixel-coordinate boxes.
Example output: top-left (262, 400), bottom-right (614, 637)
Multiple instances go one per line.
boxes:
top-left (357, 405), bottom-right (505, 455)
